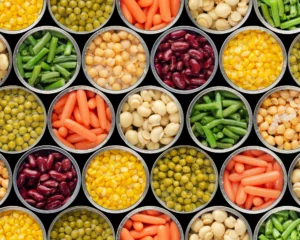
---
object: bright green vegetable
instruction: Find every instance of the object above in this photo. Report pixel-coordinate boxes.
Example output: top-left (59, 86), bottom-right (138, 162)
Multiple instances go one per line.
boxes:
top-left (28, 65), bottom-right (41, 86)
top-left (47, 37), bottom-right (58, 63)
top-left (64, 41), bottom-right (73, 56)
top-left (202, 126), bottom-right (217, 148)
top-left (17, 53), bottom-right (25, 78)
top-left (33, 32), bottom-right (51, 55)
top-left (44, 79), bottom-right (66, 90)
top-left (270, 0), bottom-right (281, 26)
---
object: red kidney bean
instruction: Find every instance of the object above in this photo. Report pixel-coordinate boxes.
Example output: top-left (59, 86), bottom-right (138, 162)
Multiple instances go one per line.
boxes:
top-left (182, 73), bottom-right (191, 85)
top-left (71, 167), bottom-right (77, 178)
top-left (65, 172), bottom-right (73, 180)
top-left (36, 202), bottom-right (46, 209)
top-left (17, 174), bottom-right (27, 187)
top-left (73, 178), bottom-right (77, 184)
top-left (18, 162), bottom-right (26, 175)
top-left (23, 169), bottom-right (40, 179)
top-left (162, 65), bottom-right (170, 75)
top-left (28, 189), bottom-right (44, 202)
top-left (170, 56), bottom-right (177, 72)
top-left (190, 79), bottom-right (207, 85)
top-left (157, 52), bottom-right (164, 60)
top-left (172, 72), bottom-right (186, 89)
top-left (169, 30), bottom-right (187, 39)
top-left (185, 68), bottom-right (200, 77)
top-left (19, 187), bottom-right (28, 199)
top-left (25, 198), bottom-right (36, 206)
top-left (165, 72), bottom-right (172, 80)
top-left (39, 173), bottom-right (50, 182)
top-left (62, 196), bottom-right (70, 205)
top-left (188, 49), bottom-right (203, 61)
top-left (197, 36), bottom-right (207, 43)
top-left (186, 85), bottom-right (199, 89)
top-left (163, 49), bottom-right (172, 62)
top-left (26, 178), bottom-right (38, 187)
top-left (43, 180), bottom-right (59, 188)
top-left (36, 157), bottom-right (47, 173)
top-left (59, 182), bottom-right (71, 197)
top-left (176, 61), bottom-right (184, 71)
top-left (28, 155), bottom-right (36, 169)
top-left (46, 154), bottom-right (54, 171)
top-left (155, 64), bottom-right (163, 77)
top-left (190, 59), bottom-right (202, 74)
top-left (68, 181), bottom-right (76, 192)
top-left (171, 42), bottom-right (189, 52)
top-left (25, 163), bottom-right (30, 169)
top-left (45, 200), bottom-right (62, 210)
top-left (49, 170), bottom-right (67, 182)
top-left (203, 58), bottom-right (213, 69)
top-left (47, 195), bottom-right (64, 203)
top-left (61, 158), bottom-right (71, 172)
top-left (52, 152), bottom-right (63, 159)
top-left (185, 34), bottom-right (199, 49)
top-left (37, 185), bottom-right (53, 196)
top-left (158, 43), bottom-right (170, 51)
top-left (181, 54), bottom-right (190, 68)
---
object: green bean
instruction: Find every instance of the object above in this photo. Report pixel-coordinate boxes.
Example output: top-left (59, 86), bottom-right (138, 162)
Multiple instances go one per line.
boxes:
top-left (50, 31), bottom-right (68, 39)
top-left (223, 104), bottom-right (240, 118)
top-left (17, 53), bottom-right (25, 78)
top-left (55, 44), bottom-right (66, 54)
top-left (27, 35), bottom-right (37, 46)
top-left (41, 77), bottom-right (65, 84)
top-left (201, 116), bottom-right (216, 125)
top-left (202, 126), bottom-right (217, 148)
top-left (41, 62), bottom-right (51, 71)
top-left (222, 128), bottom-right (240, 141)
top-left (41, 72), bottom-right (60, 81)
top-left (260, 227), bottom-right (266, 234)
top-left (290, 230), bottom-right (297, 240)
top-left (283, 220), bottom-right (293, 230)
top-left (64, 40), bottom-right (73, 56)
top-left (220, 138), bottom-right (235, 144)
top-left (25, 48), bottom-right (49, 68)
top-left (228, 113), bottom-right (241, 121)
top-left (24, 72), bottom-right (32, 78)
top-left (58, 62), bottom-right (77, 69)
top-left (53, 55), bottom-right (77, 63)
top-left (44, 79), bottom-right (65, 90)
top-left (21, 56), bottom-right (33, 63)
top-left (277, 216), bottom-right (285, 223)
top-left (215, 92), bottom-right (223, 118)
top-left (220, 91), bottom-right (241, 99)
top-left (216, 132), bottom-right (224, 139)
top-left (212, 127), bottom-right (220, 133)
top-left (221, 119), bottom-right (247, 129)
top-left (282, 219), bottom-right (300, 240)
top-left (33, 32), bottom-right (51, 55)
top-left (289, 211), bottom-right (298, 220)
top-left (194, 122), bottom-right (204, 136)
top-left (205, 119), bottom-right (222, 129)
top-left (28, 65), bottom-right (41, 86)
top-left (28, 46), bottom-right (35, 56)
top-left (226, 126), bottom-right (247, 135)
top-left (216, 142), bottom-right (233, 148)
top-left (32, 31), bottom-right (42, 39)
top-left (54, 64), bottom-right (71, 79)
top-left (203, 95), bottom-right (212, 103)
top-left (273, 228), bottom-right (281, 238)
top-left (201, 140), bottom-right (208, 146)
top-left (272, 217), bottom-right (284, 232)
top-left (19, 43), bottom-right (26, 52)
top-left (47, 37), bottom-right (58, 63)
top-left (194, 102), bottom-right (219, 111)
top-left (222, 100), bottom-right (244, 107)
top-left (259, 234), bottom-right (270, 240)
top-left (21, 49), bottom-right (29, 56)
top-left (266, 220), bottom-right (274, 236)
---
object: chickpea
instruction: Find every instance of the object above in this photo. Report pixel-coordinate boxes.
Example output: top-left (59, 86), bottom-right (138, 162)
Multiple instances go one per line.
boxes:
top-left (280, 90), bottom-right (290, 99)
top-left (284, 141), bottom-right (292, 150)
top-left (261, 131), bottom-right (269, 139)
top-left (97, 78), bottom-right (107, 87)
top-left (278, 98), bottom-right (286, 105)
top-left (88, 68), bottom-right (98, 78)
top-left (260, 122), bottom-right (269, 131)
top-left (266, 135), bottom-right (275, 146)
top-left (267, 106), bottom-right (277, 115)
top-left (86, 55), bottom-right (94, 65)
top-left (259, 108), bottom-right (267, 117)
top-left (102, 32), bottom-right (112, 42)
top-left (277, 124), bottom-right (286, 134)
top-left (278, 105), bottom-right (286, 114)
top-left (111, 33), bottom-right (120, 42)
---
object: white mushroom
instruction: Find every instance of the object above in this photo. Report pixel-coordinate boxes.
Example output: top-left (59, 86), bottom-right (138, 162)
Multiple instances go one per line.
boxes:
top-left (164, 123), bottom-right (180, 137)
top-left (215, 19), bottom-right (231, 30)
top-left (150, 126), bottom-right (164, 143)
top-left (224, 230), bottom-right (239, 240)
top-left (189, 0), bottom-right (199, 10)
top-left (224, 216), bottom-right (237, 228)
top-left (215, 3), bottom-right (231, 18)
top-left (122, 103), bottom-right (130, 112)
top-left (228, 17), bottom-right (239, 26)
top-left (128, 94), bottom-right (143, 108)
top-left (212, 210), bottom-right (228, 223)
top-left (241, 233), bottom-right (249, 240)
top-left (237, 5), bottom-right (248, 16)
top-left (225, 0), bottom-right (239, 5)
top-left (211, 222), bottom-right (225, 237)
top-left (230, 11), bottom-right (242, 22)
top-left (197, 13), bottom-right (213, 29)
top-left (149, 114), bottom-right (162, 126)
top-left (191, 219), bottom-right (204, 233)
top-left (120, 112), bottom-right (133, 128)
top-left (137, 105), bottom-right (152, 117)
top-left (132, 111), bottom-right (143, 127)
top-left (161, 93), bottom-right (172, 104)
top-left (125, 130), bottom-right (138, 145)
top-left (0, 70), bottom-right (7, 79)
top-left (202, 0), bottom-right (214, 11)
top-left (169, 112), bottom-right (180, 123)
top-left (234, 219), bottom-right (246, 236)
top-left (166, 101), bottom-right (179, 115)
top-left (152, 100), bottom-right (167, 116)
top-left (199, 226), bottom-right (212, 239)
top-left (146, 141), bottom-right (160, 150)
top-left (191, 10), bottom-right (200, 18)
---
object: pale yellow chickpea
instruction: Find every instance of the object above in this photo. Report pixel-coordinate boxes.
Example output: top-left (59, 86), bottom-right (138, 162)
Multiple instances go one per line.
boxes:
top-left (121, 40), bottom-right (131, 50)
top-left (107, 42), bottom-right (114, 49)
top-left (262, 98), bottom-right (271, 108)
top-left (284, 128), bottom-right (295, 140)
top-left (126, 63), bottom-right (136, 73)
top-left (257, 114), bottom-right (263, 124)
top-left (122, 51), bottom-right (130, 61)
top-left (111, 33), bottom-right (120, 42)
top-left (265, 115), bottom-right (273, 124)
top-left (101, 58), bottom-right (107, 65)
top-left (259, 108), bottom-right (268, 117)
top-left (97, 78), bottom-right (107, 87)
top-left (94, 36), bottom-right (102, 46)
top-left (278, 105), bottom-right (286, 114)
top-left (286, 107), bottom-right (296, 115)
top-left (88, 41), bottom-right (96, 51)
top-left (129, 45), bottom-right (138, 54)
top-left (115, 55), bottom-right (124, 65)
top-left (86, 55), bottom-right (94, 65)
top-left (284, 141), bottom-right (292, 150)
top-left (88, 68), bottom-right (98, 78)
top-left (127, 33), bottom-right (134, 40)
top-left (105, 49), bottom-right (115, 58)
top-left (278, 97), bottom-right (286, 105)
top-left (100, 42), bottom-right (107, 50)
top-left (293, 133), bottom-right (298, 141)
top-left (102, 32), bottom-right (112, 42)
top-left (113, 43), bottom-right (122, 53)
top-left (138, 44), bottom-right (145, 52)
top-left (94, 56), bottom-right (102, 65)
top-left (131, 76), bottom-right (138, 85)
top-left (268, 126), bottom-right (276, 135)
top-left (95, 48), bottom-right (104, 57)
top-left (271, 98), bottom-right (279, 105)
top-left (118, 30), bottom-right (128, 39)
top-left (295, 123), bottom-right (300, 132)
top-left (275, 136), bottom-right (284, 146)
top-left (267, 106), bottom-right (277, 115)
top-left (112, 83), bottom-right (121, 90)
top-left (266, 135), bottom-right (275, 146)
top-left (292, 140), bottom-right (299, 149)
top-left (261, 131), bottom-right (269, 139)
top-left (295, 98), bottom-right (300, 104)
top-left (108, 76), bottom-right (116, 85)
top-left (280, 90), bottom-right (290, 99)
top-left (137, 53), bottom-right (146, 62)
top-left (271, 92), bottom-right (280, 98)
top-left (260, 121), bottom-right (269, 131)
top-left (277, 124), bottom-right (286, 134)
top-left (0, 189), bottom-right (6, 198)
top-left (99, 69), bottom-right (108, 78)
top-left (1, 179), bottom-right (8, 189)
top-left (292, 117), bottom-right (299, 125)
top-left (121, 74), bottom-right (132, 84)
top-left (136, 68), bottom-right (144, 78)
top-left (113, 66), bottom-right (122, 76)
top-left (284, 122), bottom-right (292, 129)
top-left (290, 90), bottom-right (299, 97)
top-left (106, 58), bottom-right (116, 67)
top-left (122, 84), bottom-right (130, 89)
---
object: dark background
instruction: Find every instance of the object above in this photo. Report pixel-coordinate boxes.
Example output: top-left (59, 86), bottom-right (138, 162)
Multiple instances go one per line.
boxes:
top-left (0, 3), bottom-right (299, 237)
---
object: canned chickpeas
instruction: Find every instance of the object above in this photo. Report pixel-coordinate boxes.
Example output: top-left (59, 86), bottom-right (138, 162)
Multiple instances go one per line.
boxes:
top-left (0, 154), bottom-right (12, 206)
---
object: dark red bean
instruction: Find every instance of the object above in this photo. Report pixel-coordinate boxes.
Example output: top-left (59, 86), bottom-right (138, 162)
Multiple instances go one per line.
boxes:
top-left (27, 189), bottom-right (45, 201)
top-left (65, 172), bottom-right (73, 180)
top-left (52, 152), bottom-right (63, 159)
top-left (176, 61), bottom-right (184, 71)
top-left (164, 80), bottom-right (176, 88)
top-left (171, 42), bottom-right (189, 52)
top-left (36, 185), bottom-right (53, 196)
top-left (182, 72), bottom-right (191, 85)
top-left (188, 49), bottom-right (203, 61)
top-left (169, 30), bottom-right (187, 39)
top-left (172, 72), bottom-right (186, 89)
top-left (203, 57), bottom-right (213, 69)
top-left (162, 65), bottom-right (170, 75)
top-left (25, 164), bottom-right (30, 169)
top-left (68, 181), bottom-right (76, 192)
top-left (45, 200), bottom-right (62, 210)
top-left (158, 43), bottom-right (170, 51)
top-left (54, 162), bottom-right (63, 172)
top-left (19, 187), bottom-right (28, 199)
top-left (47, 195), bottom-right (65, 203)
top-left (61, 158), bottom-right (71, 172)
top-left (197, 36), bottom-right (208, 43)
top-left (204, 44), bottom-right (214, 57)
top-left (155, 64), bottom-right (163, 77)
top-left (181, 54), bottom-right (190, 68)
top-left (18, 162), bottom-right (26, 175)
top-left (43, 180), bottom-right (59, 188)
top-left (190, 59), bottom-right (202, 74)
top-left (170, 56), bottom-right (177, 72)
top-left (36, 157), bottom-right (47, 173)
top-left (157, 52), bottom-right (164, 60)
top-left (185, 33), bottom-right (199, 49)
top-left (49, 170), bottom-right (67, 182)
top-left (28, 155), bottom-right (36, 169)
top-left (163, 49), bottom-right (172, 62)
top-left (36, 202), bottom-right (46, 209)
top-left (25, 198), bottom-right (36, 206)
top-left (71, 167), bottom-right (77, 178)
top-left (186, 85), bottom-right (199, 90)
top-left (73, 178), bottom-right (77, 184)
top-left (17, 174), bottom-right (27, 187)
top-left (46, 154), bottom-right (54, 171)
top-left (165, 72), bottom-right (172, 80)
top-left (39, 173), bottom-right (50, 182)
top-left (59, 182), bottom-right (71, 197)
top-left (190, 78), bottom-right (206, 85)
top-left (26, 178), bottom-right (38, 187)
top-left (185, 68), bottom-right (200, 77)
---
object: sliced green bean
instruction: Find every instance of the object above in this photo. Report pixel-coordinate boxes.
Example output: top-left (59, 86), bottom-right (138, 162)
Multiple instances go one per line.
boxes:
top-left (47, 36), bottom-right (58, 63)
top-left (58, 62), bottom-right (77, 69)
top-left (41, 62), bottom-right (51, 71)
top-left (28, 65), bottom-right (41, 86)
top-left (54, 64), bottom-right (71, 78)
top-left (17, 53), bottom-right (25, 78)
top-left (223, 104), bottom-right (240, 118)
top-left (215, 92), bottom-right (223, 118)
top-left (41, 72), bottom-right (60, 81)
top-left (222, 128), bottom-right (240, 141)
top-left (44, 79), bottom-right (65, 90)
top-left (53, 55), bottom-right (77, 63)
top-left (64, 40), bottom-right (73, 56)
top-left (25, 48), bottom-right (49, 68)
top-left (222, 100), bottom-right (244, 107)
top-left (33, 32), bottom-right (51, 55)
top-left (220, 138), bottom-right (235, 144)
top-left (226, 126), bottom-right (247, 135)
top-left (216, 142), bottom-right (233, 148)
top-left (27, 35), bottom-right (37, 46)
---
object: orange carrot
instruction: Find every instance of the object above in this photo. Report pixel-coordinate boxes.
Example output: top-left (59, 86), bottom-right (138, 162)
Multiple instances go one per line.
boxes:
top-left (145, 0), bottom-right (159, 30)
top-left (157, 225), bottom-right (168, 240)
top-left (131, 214), bottom-right (166, 225)
top-left (140, 237), bottom-right (154, 240)
top-left (159, 0), bottom-right (171, 22)
top-left (165, 223), bottom-right (170, 240)
top-left (121, 0), bottom-right (134, 24)
top-left (124, 0), bottom-right (147, 23)
top-left (170, 221), bottom-right (180, 240)
top-left (120, 228), bottom-right (134, 240)
top-left (105, 121), bottom-right (111, 133)
top-left (146, 210), bottom-right (161, 216)
top-left (154, 237), bottom-right (158, 240)
top-left (244, 186), bottom-right (281, 199)
top-left (52, 113), bottom-right (58, 122)
top-left (54, 93), bottom-right (69, 110)
top-left (60, 92), bottom-right (77, 126)
top-left (86, 90), bottom-right (95, 98)
top-left (53, 129), bottom-right (75, 149)
top-left (224, 170), bottom-right (235, 203)
top-left (58, 127), bottom-right (68, 138)
top-left (242, 150), bottom-right (254, 157)
top-left (143, 7), bottom-right (149, 15)
top-left (54, 107), bottom-right (64, 114)
top-left (133, 222), bottom-right (144, 231)
top-left (229, 167), bottom-right (266, 182)
top-left (236, 184), bottom-right (247, 205)
top-left (232, 182), bottom-right (239, 199)
top-left (130, 226), bottom-right (158, 239)
top-left (158, 214), bottom-right (170, 222)
top-left (90, 111), bottom-right (100, 128)
top-left (265, 163), bottom-right (273, 189)
top-left (77, 90), bottom-right (90, 126)
top-left (253, 197), bottom-right (264, 207)
top-left (170, 0), bottom-right (180, 17)
top-left (66, 128), bottom-right (104, 143)
top-left (74, 134), bottom-right (107, 150)
top-left (153, 14), bottom-right (162, 25)
top-left (244, 164), bottom-right (255, 170)
top-left (88, 98), bottom-right (96, 109)
top-left (258, 154), bottom-right (274, 162)
top-left (73, 106), bottom-right (83, 124)
top-left (232, 155), bottom-right (268, 167)
top-left (52, 120), bottom-right (63, 128)
top-left (226, 160), bottom-right (235, 171)
top-left (124, 220), bottom-right (133, 230)
top-left (150, 22), bottom-right (169, 30)
top-left (57, 113), bottom-right (62, 120)
top-left (252, 200), bottom-right (275, 210)
top-left (241, 171), bottom-right (280, 186)
top-left (138, 0), bottom-right (153, 7)
top-left (244, 194), bottom-right (254, 210)
top-left (273, 161), bottom-right (283, 191)
top-left (135, 23), bottom-right (144, 29)
top-left (250, 150), bottom-right (265, 156)
top-left (96, 95), bottom-right (107, 130)
top-left (235, 163), bottom-right (244, 173)
top-left (64, 119), bottom-right (97, 141)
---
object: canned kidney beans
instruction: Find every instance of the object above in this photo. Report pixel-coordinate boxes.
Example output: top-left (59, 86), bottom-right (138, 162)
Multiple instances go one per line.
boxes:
top-left (16, 150), bottom-right (77, 211)
top-left (154, 30), bottom-right (215, 90)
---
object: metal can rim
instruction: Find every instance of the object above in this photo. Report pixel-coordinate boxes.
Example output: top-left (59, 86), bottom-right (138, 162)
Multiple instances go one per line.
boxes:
top-left (288, 34), bottom-right (300, 86)
top-left (288, 152), bottom-right (300, 206)
top-left (0, 153), bottom-right (13, 207)
top-left (0, 34), bottom-right (13, 87)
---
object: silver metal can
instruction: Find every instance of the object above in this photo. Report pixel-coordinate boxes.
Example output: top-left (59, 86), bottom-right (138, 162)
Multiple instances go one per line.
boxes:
top-left (0, 34), bottom-right (12, 87)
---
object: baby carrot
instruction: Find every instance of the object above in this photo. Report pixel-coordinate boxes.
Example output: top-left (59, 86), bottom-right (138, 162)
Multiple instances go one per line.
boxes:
top-left (74, 134), bottom-right (107, 150)
top-left (86, 90), bottom-right (95, 98)
top-left (124, 0), bottom-right (147, 24)
top-left (232, 182), bottom-right (239, 199)
top-left (120, 228), bottom-right (134, 240)
top-left (150, 22), bottom-right (169, 30)
top-left (52, 113), bottom-right (58, 122)
top-left (265, 163), bottom-right (273, 189)
top-left (244, 165), bottom-right (255, 170)
top-left (147, 210), bottom-right (161, 216)
top-left (273, 162), bottom-right (283, 191)
top-left (232, 155), bottom-right (268, 167)
top-left (252, 199), bottom-right (275, 210)
top-left (143, 7), bottom-right (149, 15)
top-left (157, 225), bottom-right (168, 240)
top-left (54, 107), bottom-right (64, 114)
top-left (90, 111), bottom-right (100, 128)
top-left (224, 170), bottom-right (235, 203)
top-left (140, 237), bottom-right (154, 240)
top-left (170, 221), bottom-right (180, 240)
top-left (236, 184), bottom-right (247, 205)
top-left (250, 150), bottom-right (265, 156)
top-left (105, 121), bottom-right (111, 133)
top-left (130, 226), bottom-right (158, 239)
top-left (66, 128), bottom-right (104, 143)
top-left (235, 163), bottom-right (244, 173)
top-left (153, 14), bottom-right (162, 25)
top-left (58, 126), bottom-right (68, 138)
top-left (244, 186), bottom-right (281, 199)
top-left (124, 220), bottom-right (133, 230)
top-left (158, 214), bottom-right (170, 222)
top-left (258, 154), bottom-right (274, 162)
top-left (244, 194), bottom-right (254, 210)
top-left (74, 106), bottom-right (83, 124)
top-left (135, 23), bottom-right (144, 29)
top-left (138, 0), bottom-right (153, 7)
top-left (159, 0), bottom-right (171, 22)
top-left (133, 222), bottom-right (144, 231)
top-left (242, 150), bottom-right (254, 157)
top-left (154, 237), bottom-right (158, 240)
top-left (54, 93), bottom-right (69, 110)
top-left (165, 223), bottom-right (170, 240)
top-left (241, 171), bottom-right (280, 186)
top-left (53, 129), bottom-right (75, 149)
top-left (229, 167), bottom-right (266, 182)
top-left (77, 90), bottom-right (90, 126)
top-left (131, 214), bottom-right (166, 225)
top-left (145, 0), bottom-right (159, 30)
top-left (64, 119), bottom-right (97, 141)
top-left (121, 0), bottom-right (134, 24)
top-left (170, 0), bottom-right (180, 17)
top-left (52, 120), bottom-right (63, 128)
top-left (60, 92), bottom-right (77, 126)
top-left (96, 95), bottom-right (107, 130)
top-left (253, 197), bottom-right (264, 207)
top-left (88, 98), bottom-right (96, 109)
top-left (226, 160), bottom-right (235, 171)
